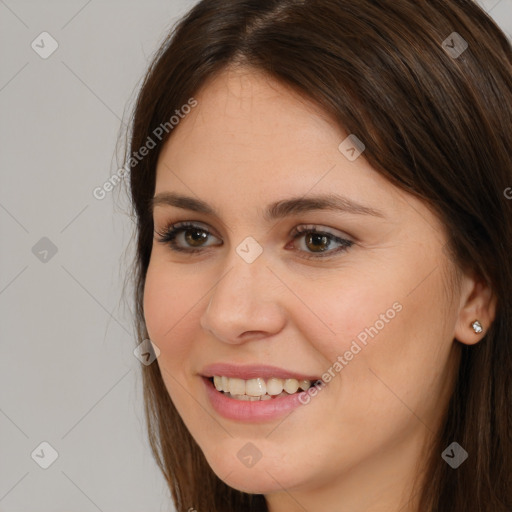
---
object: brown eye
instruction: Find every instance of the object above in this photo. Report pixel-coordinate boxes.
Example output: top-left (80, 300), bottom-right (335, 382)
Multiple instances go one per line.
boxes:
top-left (184, 228), bottom-right (209, 247)
top-left (305, 233), bottom-right (330, 252)
top-left (289, 226), bottom-right (354, 259)
top-left (156, 222), bottom-right (222, 252)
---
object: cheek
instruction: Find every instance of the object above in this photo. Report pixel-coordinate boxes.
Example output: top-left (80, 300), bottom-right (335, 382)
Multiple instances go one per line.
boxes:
top-left (142, 262), bottom-right (201, 362)
top-left (142, 263), bottom-right (204, 417)
top-left (283, 270), bottom-right (403, 367)
top-left (341, 274), bottom-right (455, 424)
top-left (288, 259), bottom-right (455, 411)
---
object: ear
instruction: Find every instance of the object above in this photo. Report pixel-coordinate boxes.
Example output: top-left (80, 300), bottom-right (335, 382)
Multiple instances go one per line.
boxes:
top-left (454, 270), bottom-right (497, 345)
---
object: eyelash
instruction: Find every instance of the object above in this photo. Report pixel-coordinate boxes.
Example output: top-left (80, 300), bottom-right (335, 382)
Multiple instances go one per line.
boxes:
top-left (154, 222), bottom-right (354, 259)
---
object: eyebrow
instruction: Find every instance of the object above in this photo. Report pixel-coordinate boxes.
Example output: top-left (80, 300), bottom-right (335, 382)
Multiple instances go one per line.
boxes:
top-left (150, 192), bottom-right (385, 219)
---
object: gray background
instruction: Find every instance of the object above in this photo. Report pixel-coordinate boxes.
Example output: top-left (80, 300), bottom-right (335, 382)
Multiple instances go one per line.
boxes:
top-left (0, 1), bottom-right (510, 511)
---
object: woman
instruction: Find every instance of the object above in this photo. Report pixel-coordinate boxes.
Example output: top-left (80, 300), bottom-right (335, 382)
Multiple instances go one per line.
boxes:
top-left (122, 0), bottom-right (512, 510)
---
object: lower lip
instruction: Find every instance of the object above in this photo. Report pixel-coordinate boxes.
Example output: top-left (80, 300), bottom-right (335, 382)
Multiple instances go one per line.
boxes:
top-left (202, 377), bottom-right (312, 422)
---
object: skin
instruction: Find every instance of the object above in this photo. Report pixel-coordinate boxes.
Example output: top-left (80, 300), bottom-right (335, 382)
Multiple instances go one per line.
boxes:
top-left (143, 66), bottom-right (496, 512)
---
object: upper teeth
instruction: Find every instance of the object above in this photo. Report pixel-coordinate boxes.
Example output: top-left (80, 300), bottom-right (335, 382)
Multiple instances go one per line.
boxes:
top-left (213, 376), bottom-right (312, 396)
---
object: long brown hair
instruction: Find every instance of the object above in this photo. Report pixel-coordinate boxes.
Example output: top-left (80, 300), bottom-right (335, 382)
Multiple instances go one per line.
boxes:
top-left (122, 1), bottom-right (512, 510)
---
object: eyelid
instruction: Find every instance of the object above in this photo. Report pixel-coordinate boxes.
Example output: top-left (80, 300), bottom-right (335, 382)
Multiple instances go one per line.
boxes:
top-left (155, 220), bottom-right (219, 239)
top-left (155, 219), bottom-right (351, 241)
top-left (289, 224), bottom-right (353, 240)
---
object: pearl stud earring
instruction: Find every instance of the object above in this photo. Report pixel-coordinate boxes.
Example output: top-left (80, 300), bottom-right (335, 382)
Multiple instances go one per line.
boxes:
top-left (471, 320), bottom-right (483, 334)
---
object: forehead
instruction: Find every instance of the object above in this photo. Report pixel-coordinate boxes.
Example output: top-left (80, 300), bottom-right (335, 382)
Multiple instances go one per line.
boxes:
top-left (154, 67), bottom-right (419, 224)
top-left (159, 67), bottom-right (340, 166)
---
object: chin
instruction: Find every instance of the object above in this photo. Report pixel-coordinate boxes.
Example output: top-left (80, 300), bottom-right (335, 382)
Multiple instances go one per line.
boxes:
top-left (219, 470), bottom-right (289, 495)
top-left (203, 447), bottom-right (307, 495)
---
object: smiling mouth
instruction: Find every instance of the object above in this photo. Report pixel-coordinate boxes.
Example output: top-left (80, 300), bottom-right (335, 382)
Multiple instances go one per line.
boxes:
top-left (208, 376), bottom-right (319, 401)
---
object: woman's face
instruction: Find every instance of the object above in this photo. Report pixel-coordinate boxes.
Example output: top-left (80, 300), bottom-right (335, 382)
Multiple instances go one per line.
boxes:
top-left (143, 67), bottom-right (464, 506)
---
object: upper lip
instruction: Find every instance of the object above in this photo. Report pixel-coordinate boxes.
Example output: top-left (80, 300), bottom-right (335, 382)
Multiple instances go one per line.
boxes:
top-left (200, 363), bottom-right (320, 381)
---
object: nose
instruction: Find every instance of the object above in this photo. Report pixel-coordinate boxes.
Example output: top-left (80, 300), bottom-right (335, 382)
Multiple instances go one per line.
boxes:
top-left (199, 252), bottom-right (287, 344)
